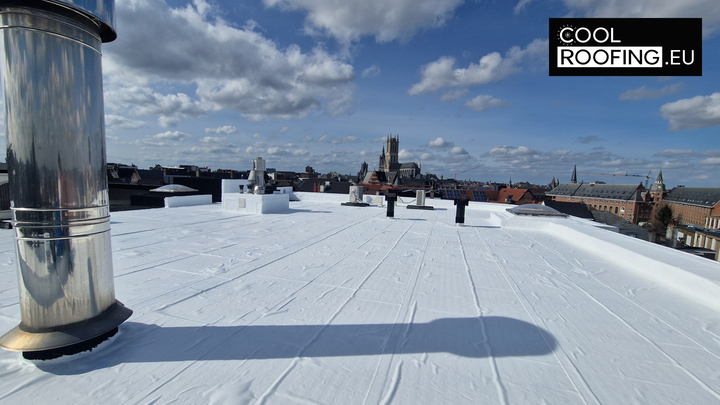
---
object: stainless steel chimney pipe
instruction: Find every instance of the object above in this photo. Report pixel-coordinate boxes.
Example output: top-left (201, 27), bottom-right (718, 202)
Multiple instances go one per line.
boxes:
top-left (0, 0), bottom-right (131, 355)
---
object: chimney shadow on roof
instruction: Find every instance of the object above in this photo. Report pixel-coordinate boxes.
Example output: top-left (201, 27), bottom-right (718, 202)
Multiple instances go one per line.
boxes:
top-left (34, 317), bottom-right (556, 375)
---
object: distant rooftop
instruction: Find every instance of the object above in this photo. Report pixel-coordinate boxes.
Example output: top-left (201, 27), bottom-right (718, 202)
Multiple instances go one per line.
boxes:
top-left (548, 183), bottom-right (644, 200)
top-left (664, 187), bottom-right (720, 208)
top-left (1, 194), bottom-right (719, 403)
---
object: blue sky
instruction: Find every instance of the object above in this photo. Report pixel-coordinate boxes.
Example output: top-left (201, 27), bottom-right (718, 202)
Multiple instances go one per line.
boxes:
top-left (96, 0), bottom-right (719, 187)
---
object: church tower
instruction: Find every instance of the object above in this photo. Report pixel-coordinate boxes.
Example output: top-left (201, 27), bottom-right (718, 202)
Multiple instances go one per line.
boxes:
top-left (385, 134), bottom-right (399, 172)
top-left (648, 170), bottom-right (667, 202)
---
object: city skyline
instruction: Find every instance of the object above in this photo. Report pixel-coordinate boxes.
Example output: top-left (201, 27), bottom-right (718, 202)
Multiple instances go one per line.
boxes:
top-left (52, 0), bottom-right (720, 186)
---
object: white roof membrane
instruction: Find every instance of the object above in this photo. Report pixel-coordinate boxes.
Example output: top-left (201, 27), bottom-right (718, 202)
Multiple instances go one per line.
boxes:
top-left (1, 194), bottom-right (719, 404)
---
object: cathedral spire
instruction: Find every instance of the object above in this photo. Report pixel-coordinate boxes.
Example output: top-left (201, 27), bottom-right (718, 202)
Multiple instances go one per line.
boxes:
top-left (570, 165), bottom-right (577, 184)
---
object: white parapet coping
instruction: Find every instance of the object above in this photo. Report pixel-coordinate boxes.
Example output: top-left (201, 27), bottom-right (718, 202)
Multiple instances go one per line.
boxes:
top-left (222, 192), bottom-right (290, 214)
top-left (164, 194), bottom-right (213, 208)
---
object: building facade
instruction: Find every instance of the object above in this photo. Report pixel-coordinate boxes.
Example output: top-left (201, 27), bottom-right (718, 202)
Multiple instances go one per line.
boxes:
top-left (661, 187), bottom-right (720, 228)
top-left (547, 182), bottom-right (652, 224)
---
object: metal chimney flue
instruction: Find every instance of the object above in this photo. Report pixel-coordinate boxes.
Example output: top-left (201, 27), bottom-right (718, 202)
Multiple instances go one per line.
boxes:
top-left (0, 0), bottom-right (132, 359)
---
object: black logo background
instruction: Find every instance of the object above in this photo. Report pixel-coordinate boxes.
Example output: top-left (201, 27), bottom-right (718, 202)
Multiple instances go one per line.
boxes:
top-left (549, 18), bottom-right (702, 76)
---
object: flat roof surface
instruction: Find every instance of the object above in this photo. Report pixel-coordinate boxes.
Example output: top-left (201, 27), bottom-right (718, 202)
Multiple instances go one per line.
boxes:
top-left (2, 195), bottom-right (720, 404)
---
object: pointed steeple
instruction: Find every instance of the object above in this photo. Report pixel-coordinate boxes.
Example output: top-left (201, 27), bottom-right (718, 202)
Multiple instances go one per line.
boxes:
top-left (649, 170), bottom-right (666, 195)
top-left (570, 165), bottom-right (577, 184)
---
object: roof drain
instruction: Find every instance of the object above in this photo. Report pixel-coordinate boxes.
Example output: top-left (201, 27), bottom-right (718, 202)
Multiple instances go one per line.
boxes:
top-left (0, 0), bottom-right (132, 360)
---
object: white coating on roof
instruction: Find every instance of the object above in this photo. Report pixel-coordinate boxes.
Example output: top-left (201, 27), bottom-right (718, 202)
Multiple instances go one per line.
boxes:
top-left (1, 194), bottom-right (720, 404)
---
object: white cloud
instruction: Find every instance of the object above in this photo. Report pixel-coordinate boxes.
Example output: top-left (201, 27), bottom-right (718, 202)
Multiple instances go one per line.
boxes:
top-left (700, 157), bottom-right (720, 164)
top-left (153, 131), bottom-right (191, 141)
top-left (199, 136), bottom-right (231, 145)
top-left (253, 133), bottom-right (263, 139)
top-left (361, 65), bottom-right (382, 78)
top-left (407, 39), bottom-right (548, 95)
top-left (205, 125), bottom-right (238, 134)
top-left (136, 139), bottom-right (169, 147)
top-left (428, 137), bottom-right (454, 149)
top-left (449, 146), bottom-right (469, 155)
top-left (314, 134), bottom-right (359, 143)
top-left (660, 93), bottom-right (720, 131)
top-left (277, 127), bottom-right (289, 133)
top-left (484, 145), bottom-right (540, 159)
top-left (654, 149), bottom-right (694, 157)
top-left (619, 84), bottom-right (683, 100)
top-left (104, 0), bottom-right (355, 123)
top-left (105, 114), bottom-right (146, 130)
top-left (371, 137), bottom-right (387, 142)
top-left (263, 0), bottom-right (464, 44)
top-left (463, 95), bottom-right (513, 111)
top-left (246, 146), bottom-right (266, 155)
top-left (599, 158), bottom-right (645, 167)
top-left (178, 145), bottom-right (241, 156)
top-left (654, 149), bottom-right (720, 158)
top-left (514, 0), bottom-right (536, 14)
top-left (105, 85), bottom-right (212, 127)
top-left (398, 149), bottom-right (415, 160)
top-left (549, 0), bottom-right (720, 39)
top-left (439, 89), bottom-right (470, 102)
top-left (268, 147), bottom-right (291, 156)
top-left (420, 153), bottom-right (435, 160)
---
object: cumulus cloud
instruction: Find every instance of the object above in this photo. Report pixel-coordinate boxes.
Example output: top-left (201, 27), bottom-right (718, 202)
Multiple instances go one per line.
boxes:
top-left (105, 114), bottom-right (146, 130)
top-left (528, 0), bottom-right (720, 38)
top-left (362, 65), bottom-right (382, 78)
top-left (654, 149), bottom-right (720, 158)
top-left (199, 136), bottom-right (232, 145)
top-left (428, 137), bottom-right (454, 149)
top-left (105, 85), bottom-right (211, 127)
top-left (205, 125), bottom-right (238, 134)
top-left (420, 152), bottom-right (435, 160)
top-left (246, 146), bottom-right (266, 155)
top-left (153, 131), bottom-right (191, 141)
top-left (263, 0), bottom-right (464, 44)
top-left (440, 89), bottom-right (469, 102)
top-left (398, 149), bottom-right (415, 160)
top-left (660, 93), bottom-right (720, 130)
top-left (654, 149), bottom-right (694, 157)
top-left (277, 127), bottom-right (289, 133)
top-left (463, 95), bottom-right (513, 112)
top-left (449, 146), bottom-right (469, 155)
top-left (408, 39), bottom-right (547, 95)
top-left (179, 145), bottom-right (241, 156)
top-left (104, 0), bottom-right (355, 123)
top-left (619, 84), bottom-right (683, 100)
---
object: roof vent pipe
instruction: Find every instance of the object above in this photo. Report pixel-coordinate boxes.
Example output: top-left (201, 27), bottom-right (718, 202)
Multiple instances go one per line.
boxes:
top-left (0, 0), bottom-right (132, 359)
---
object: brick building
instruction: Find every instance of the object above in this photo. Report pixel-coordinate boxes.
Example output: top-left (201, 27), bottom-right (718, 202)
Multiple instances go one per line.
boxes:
top-left (546, 182), bottom-right (651, 224)
top-left (661, 187), bottom-right (720, 228)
